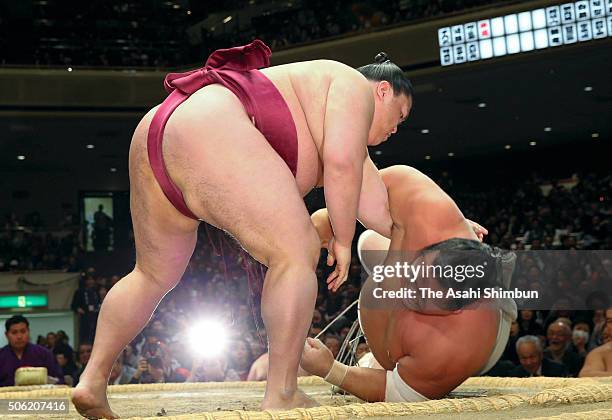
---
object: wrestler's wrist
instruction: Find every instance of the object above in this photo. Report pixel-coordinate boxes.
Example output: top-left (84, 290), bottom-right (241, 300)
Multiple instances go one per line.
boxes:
top-left (323, 360), bottom-right (349, 387)
top-left (334, 238), bottom-right (352, 249)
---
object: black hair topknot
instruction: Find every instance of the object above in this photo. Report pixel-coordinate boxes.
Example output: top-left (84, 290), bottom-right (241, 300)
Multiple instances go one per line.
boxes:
top-left (374, 52), bottom-right (390, 64)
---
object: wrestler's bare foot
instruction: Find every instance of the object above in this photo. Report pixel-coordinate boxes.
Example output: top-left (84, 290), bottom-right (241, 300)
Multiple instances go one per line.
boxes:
top-left (72, 375), bottom-right (118, 419)
top-left (261, 389), bottom-right (319, 411)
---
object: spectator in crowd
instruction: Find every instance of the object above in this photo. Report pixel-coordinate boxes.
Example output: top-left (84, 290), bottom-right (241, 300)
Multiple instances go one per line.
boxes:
top-left (92, 204), bottom-right (113, 252)
top-left (98, 286), bottom-right (109, 302)
top-left (355, 341), bottom-right (370, 361)
top-left (130, 357), bottom-right (166, 384)
top-left (571, 320), bottom-right (591, 357)
top-left (74, 342), bottom-right (93, 385)
top-left (323, 335), bottom-right (341, 359)
top-left (56, 330), bottom-right (74, 355)
top-left (187, 356), bottom-right (239, 383)
top-left (312, 309), bottom-right (324, 329)
top-left (579, 323), bottom-right (612, 377)
top-left (517, 310), bottom-right (544, 337)
top-left (227, 339), bottom-right (255, 381)
top-left (54, 346), bottom-right (79, 387)
top-left (510, 335), bottom-right (568, 377)
top-left (0, 315), bottom-right (64, 386)
top-left (46, 332), bottom-right (58, 352)
top-left (108, 354), bottom-right (137, 385)
top-left (122, 343), bottom-right (138, 369)
top-left (71, 276), bottom-right (101, 343)
top-left (544, 321), bottom-right (583, 377)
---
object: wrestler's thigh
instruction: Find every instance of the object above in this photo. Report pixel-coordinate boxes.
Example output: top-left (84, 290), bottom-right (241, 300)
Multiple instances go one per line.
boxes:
top-left (128, 113), bottom-right (199, 285)
top-left (171, 108), bottom-right (316, 266)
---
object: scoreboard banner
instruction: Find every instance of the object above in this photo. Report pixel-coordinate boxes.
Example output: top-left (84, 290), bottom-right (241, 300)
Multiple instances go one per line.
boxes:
top-left (438, 0), bottom-right (612, 66)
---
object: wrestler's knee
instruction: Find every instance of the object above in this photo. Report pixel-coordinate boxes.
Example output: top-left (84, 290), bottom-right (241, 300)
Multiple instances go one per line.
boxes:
top-left (133, 264), bottom-right (182, 292)
top-left (268, 224), bottom-right (320, 271)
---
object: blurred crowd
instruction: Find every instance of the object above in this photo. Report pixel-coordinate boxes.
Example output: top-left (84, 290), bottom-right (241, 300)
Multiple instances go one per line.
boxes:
top-left (0, 168), bottom-right (610, 386)
top-left (201, 0), bottom-right (505, 55)
top-left (0, 0), bottom-right (506, 68)
top-left (0, 208), bottom-right (81, 272)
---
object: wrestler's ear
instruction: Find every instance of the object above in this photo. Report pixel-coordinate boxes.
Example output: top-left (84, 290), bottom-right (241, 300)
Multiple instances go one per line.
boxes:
top-left (376, 80), bottom-right (392, 99)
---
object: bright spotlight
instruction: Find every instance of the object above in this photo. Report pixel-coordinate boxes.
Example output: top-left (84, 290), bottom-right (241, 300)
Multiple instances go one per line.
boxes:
top-left (189, 320), bottom-right (228, 358)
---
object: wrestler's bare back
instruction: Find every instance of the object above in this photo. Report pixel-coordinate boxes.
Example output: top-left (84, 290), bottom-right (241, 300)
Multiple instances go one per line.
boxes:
top-left (359, 166), bottom-right (499, 398)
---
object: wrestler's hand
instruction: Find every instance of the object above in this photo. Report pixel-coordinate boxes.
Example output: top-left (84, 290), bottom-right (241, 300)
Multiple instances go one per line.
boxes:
top-left (326, 237), bottom-right (351, 292)
top-left (301, 337), bottom-right (334, 378)
top-left (466, 219), bottom-right (488, 242)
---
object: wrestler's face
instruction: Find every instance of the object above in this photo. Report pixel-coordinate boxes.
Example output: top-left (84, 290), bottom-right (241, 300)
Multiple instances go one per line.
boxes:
top-left (369, 81), bottom-right (412, 146)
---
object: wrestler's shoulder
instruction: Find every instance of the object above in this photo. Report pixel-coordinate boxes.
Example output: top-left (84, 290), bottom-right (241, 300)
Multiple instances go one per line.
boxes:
top-left (380, 165), bottom-right (426, 185)
top-left (288, 59), bottom-right (368, 85)
top-left (380, 165), bottom-right (420, 176)
top-left (589, 342), bottom-right (612, 356)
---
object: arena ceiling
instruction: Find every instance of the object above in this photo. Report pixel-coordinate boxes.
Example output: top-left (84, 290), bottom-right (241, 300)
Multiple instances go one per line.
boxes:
top-left (0, 40), bottom-right (610, 176)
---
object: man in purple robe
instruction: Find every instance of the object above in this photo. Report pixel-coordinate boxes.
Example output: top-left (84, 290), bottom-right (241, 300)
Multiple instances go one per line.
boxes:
top-left (0, 315), bottom-right (64, 387)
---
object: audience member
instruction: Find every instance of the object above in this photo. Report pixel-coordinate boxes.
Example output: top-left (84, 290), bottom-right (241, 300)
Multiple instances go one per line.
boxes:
top-left (544, 321), bottom-right (584, 377)
top-left (510, 335), bottom-right (568, 377)
top-left (74, 342), bottom-right (93, 385)
top-left (71, 276), bottom-right (101, 343)
top-left (0, 315), bottom-right (64, 386)
top-left (108, 353), bottom-right (137, 385)
top-left (54, 346), bottom-right (79, 387)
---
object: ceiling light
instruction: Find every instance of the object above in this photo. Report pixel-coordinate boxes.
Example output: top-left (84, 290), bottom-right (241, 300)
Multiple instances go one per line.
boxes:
top-left (67, 67), bottom-right (73, 72)
top-left (504, 145), bottom-right (511, 150)
top-left (421, 129), bottom-right (430, 134)
top-left (529, 141), bottom-right (537, 146)
top-left (110, 167), bottom-right (117, 172)
top-left (544, 127), bottom-right (552, 132)
top-left (447, 152), bottom-right (454, 157)
top-left (187, 10), bottom-right (191, 15)
top-left (17, 155), bottom-right (25, 160)
top-left (173, 4), bottom-right (180, 9)
top-left (592, 133), bottom-right (599, 138)
top-left (584, 86), bottom-right (593, 92)
top-left (425, 155), bottom-right (431, 160)
top-left (223, 16), bottom-right (232, 23)
top-left (478, 102), bottom-right (487, 108)
top-left (86, 144), bottom-right (95, 149)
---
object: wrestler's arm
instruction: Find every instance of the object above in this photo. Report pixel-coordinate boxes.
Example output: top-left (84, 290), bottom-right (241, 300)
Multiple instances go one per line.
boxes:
top-left (322, 74), bottom-right (373, 247)
top-left (336, 366), bottom-right (387, 402)
top-left (321, 73), bottom-right (373, 289)
top-left (357, 156), bottom-right (392, 238)
top-left (301, 338), bottom-right (386, 401)
top-left (578, 347), bottom-right (609, 377)
top-left (311, 208), bottom-right (333, 248)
